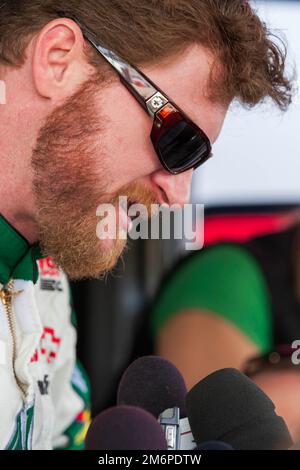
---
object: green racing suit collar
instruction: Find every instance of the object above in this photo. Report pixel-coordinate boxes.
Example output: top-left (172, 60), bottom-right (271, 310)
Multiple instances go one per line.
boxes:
top-left (0, 214), bottom-right (44, 285)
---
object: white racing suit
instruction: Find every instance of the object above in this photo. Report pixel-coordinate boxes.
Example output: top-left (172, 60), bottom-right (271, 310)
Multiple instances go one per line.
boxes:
top-left (0, 215), bottom-right (90, 450)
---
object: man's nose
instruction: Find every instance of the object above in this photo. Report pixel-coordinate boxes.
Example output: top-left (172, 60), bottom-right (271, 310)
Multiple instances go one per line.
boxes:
top-left (151, 169), bottom-right (193, 208)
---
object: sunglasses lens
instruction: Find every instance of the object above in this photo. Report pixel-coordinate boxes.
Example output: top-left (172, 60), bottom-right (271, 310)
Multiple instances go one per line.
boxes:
top-left (154, 119), bottom-right (211, 174)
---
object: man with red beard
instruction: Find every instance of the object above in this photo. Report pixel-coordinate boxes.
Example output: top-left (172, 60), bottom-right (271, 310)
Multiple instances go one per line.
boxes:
top-left (0, 1), bottom-right (293, 450)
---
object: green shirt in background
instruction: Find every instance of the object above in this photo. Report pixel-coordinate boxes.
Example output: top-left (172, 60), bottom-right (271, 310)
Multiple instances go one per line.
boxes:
top-left (152, 245), bottom-right (273, 353)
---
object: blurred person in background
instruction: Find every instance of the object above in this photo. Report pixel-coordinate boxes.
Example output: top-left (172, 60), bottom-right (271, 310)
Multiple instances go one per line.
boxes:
top-left (152, 214), bottom-right (300, 441)
top-left (0, 0), bottom-right (293, 449)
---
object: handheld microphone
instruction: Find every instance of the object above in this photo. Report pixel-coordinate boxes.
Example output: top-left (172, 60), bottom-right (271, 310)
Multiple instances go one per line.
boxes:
top-left (186, 368), bottom-right (293, 450)
top-left (158, 407), bottom-right (181, 451)
top-left (117, 356), bottom-right (187, 417)
top-left (85, 405), bottom-right (168, 450)
top-left (117, 355), bottom-right (193, 450)
top-left (197, 441), bottom-right (234, 450)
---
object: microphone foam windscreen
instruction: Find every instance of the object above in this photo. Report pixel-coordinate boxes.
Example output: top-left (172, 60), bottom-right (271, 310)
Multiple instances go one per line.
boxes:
top-left (85, 405), bottom-right (168, 450)
top-left (186, 368), bottom-right (292, 450)
top-left (117, 356), bottom-right (187, 418)
top-left (197, 441), bottom-right (234, 450)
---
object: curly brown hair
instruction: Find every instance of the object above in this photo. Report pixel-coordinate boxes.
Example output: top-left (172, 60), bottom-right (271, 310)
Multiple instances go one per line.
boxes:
top-left (0, 0), bottom-right (293, 109)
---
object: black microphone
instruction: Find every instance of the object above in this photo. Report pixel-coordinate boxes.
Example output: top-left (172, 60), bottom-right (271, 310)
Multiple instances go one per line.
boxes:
top-left (117, 356), bottom-right (192, 450)
top-left (85, 405), bottom-right (168, 450)
top-left (186, 368), bottom-right (293, 450)
top-left (197, 441), bottom-right (234, 450)
top-left (117, 356), bottom-right (187, 417)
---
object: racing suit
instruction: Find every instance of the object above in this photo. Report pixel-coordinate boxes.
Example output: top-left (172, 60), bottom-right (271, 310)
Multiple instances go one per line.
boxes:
top-left (0, 215), bottom-right (90, 450)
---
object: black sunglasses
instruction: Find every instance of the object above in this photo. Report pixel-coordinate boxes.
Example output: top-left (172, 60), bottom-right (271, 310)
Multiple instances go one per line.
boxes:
top-left (59, 14), bottom-right (212, 175)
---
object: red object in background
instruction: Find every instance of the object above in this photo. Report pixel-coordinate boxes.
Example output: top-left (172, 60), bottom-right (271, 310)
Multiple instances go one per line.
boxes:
top-left (204, 211), bottom-right (300, 247)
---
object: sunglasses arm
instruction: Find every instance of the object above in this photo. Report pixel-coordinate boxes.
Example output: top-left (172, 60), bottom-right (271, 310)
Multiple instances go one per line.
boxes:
top-left (87, 39), bottom-right (170, 117)
top-left (57, 13), bottom-right (171, 118)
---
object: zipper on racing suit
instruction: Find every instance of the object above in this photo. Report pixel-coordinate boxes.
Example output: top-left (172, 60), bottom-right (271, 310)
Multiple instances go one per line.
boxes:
top-left (0, 280), bottom-right (26, 398)
top-left (0, 280), bottom-right (35, 449)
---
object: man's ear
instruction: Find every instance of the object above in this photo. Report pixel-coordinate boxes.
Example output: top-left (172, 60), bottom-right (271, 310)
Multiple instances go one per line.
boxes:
top-left (32, 18), bottom-right (92, 102)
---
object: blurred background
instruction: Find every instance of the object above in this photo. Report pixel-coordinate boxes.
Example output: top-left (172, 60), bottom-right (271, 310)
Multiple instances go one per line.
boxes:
top-left (72, 0), bottom-right (300, 416)
top-left (193, 0), bottom-right (300, 207)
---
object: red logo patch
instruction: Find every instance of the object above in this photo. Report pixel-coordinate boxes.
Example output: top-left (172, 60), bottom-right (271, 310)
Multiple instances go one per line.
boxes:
top-left (38, 257), bottom-right (60, 277)
top-left (31, 327), bottom-right (61, 364)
